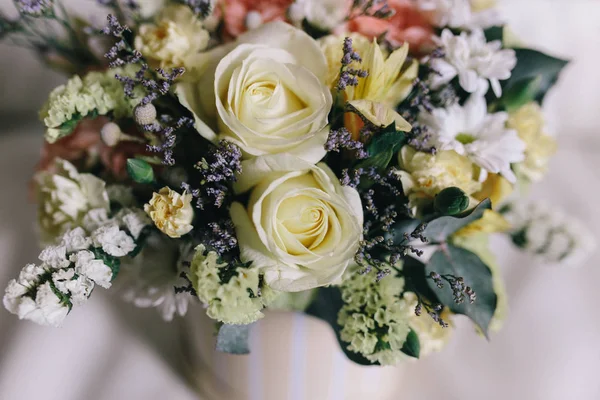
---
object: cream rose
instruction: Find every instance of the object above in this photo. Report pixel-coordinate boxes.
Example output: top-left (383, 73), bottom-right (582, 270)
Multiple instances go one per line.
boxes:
top-left (177, 22), bottom-right (333, 163)
top-left (230, 155), bottom-right (363, 292)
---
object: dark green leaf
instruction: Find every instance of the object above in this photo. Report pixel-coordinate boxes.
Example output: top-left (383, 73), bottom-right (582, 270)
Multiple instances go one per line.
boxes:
top-left (306, 287), bottom-right (377, 366)
top-left (503, 48), bottom-right (569, 104)
top-left (422, 199), bottom-right (492, 244)
top-left (216, 324), bottom-right (253, 354)
top-left (126, 158), bottom-right (155, 184)
top-left (402, 257), bottom-right (440, 303)
top-left (367, 125), bottom-right (407, 157)
top-left (484, 26), bottom-right (504, 43)
top-left (384, 219), bottom-right (421, 246)
top-left (501, 76), bottom-right (543, 112)
top-left (434, 187), bottom-right (470, 216)
top-left (401, 329), bottom-right (420, 359)
top-left (426, 245), bottom-right (497, 337)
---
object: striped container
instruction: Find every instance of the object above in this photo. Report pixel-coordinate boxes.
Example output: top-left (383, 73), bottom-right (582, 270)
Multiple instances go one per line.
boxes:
top-left (180, 307), bottom-right (406, 400)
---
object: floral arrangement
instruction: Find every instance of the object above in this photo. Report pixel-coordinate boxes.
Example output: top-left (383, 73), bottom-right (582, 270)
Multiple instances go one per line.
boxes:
top-left (1, 0), bottom-right (593, 366)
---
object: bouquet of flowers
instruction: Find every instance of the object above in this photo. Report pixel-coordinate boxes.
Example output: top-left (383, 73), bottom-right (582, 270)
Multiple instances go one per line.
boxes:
top-left (1, 0), bottom-right (593, 366)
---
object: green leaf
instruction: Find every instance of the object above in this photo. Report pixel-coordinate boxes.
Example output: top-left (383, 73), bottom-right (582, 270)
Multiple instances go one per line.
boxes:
top-left (384, 218), bottom-right (421, 246)
top-left (306, 287), bottom-right (377, 366)
top-left (433, 187), bottom-right (470, 216)
top-left (422, 199), bottom-right (492, 244)
top-left (426, 245), bottom-right (497, 337)
top-left (501, 76), bottom-right (543, 112)
top-left (503, 48), bottom-right (569, 104)
top-left (401, 329), bottom-right (420, 359)
top-left (126, 158), bottom-right (155, 184)
top-left (216, 324), bottom-right (253, 354)
top-left (367, 125), bottom-right (407, 157)
top-left (484, 26), bottom-right (504, 43)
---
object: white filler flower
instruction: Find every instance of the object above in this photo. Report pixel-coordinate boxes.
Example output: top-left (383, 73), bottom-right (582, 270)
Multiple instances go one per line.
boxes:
top-left (417, 0), bottom-right (502, 30)
top-left (430, 29), bottom-right (516, 97)
top-left (420, 93), bottom-right (525, 183)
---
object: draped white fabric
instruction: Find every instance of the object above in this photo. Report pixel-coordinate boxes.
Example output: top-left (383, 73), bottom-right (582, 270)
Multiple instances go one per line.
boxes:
top-left (0, 1), bottom-right (600, 399)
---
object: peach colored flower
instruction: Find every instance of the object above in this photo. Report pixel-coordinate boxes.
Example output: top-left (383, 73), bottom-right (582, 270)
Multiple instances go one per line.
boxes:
top-left (219, 0), bottom-right (294, 38)
top-left (37, 117), bottom-right (148, 180)
top-left (347, 0), bottom-right (434, 53)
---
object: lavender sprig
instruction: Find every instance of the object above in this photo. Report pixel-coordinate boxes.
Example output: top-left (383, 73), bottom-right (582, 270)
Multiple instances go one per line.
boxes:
top-left (325, 128), bottom-right (368, 159)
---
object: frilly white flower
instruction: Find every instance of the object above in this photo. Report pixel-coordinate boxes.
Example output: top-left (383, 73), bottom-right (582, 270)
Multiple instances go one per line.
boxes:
top-left (505, 202), bottom-right (596, 268)
top-left (91, 223), bottom-right (136, 257)
top-left (188, 245), bottom-right (276, 325)
top-left (417, 0), bottom-right (502, 30)
top-left (38, 245), bottom-right (70, 269)
top-left (69, 250), bottom-right (113, 289)
top-left (419, 93), bottom-right (525, 183)
top-left (39, 66), bottom-right (142, 143)
top-left (119, 235), bottom-right (192, 321)
top-left (116, 208), bottom-right (152, 240)
top-left (135, 5), bottom-right (210, 71)
top-left (230, 155), bottom-right (363, 292)
top-left (61, 227), bottom-right (92, 253)
top-left (430, 29), bottom-right (517, 97)
top-left (144, 187), bottom-right (194, 238)
top-left (338, 270), bottom-right (411, 366)
top-left (289, 0), bottom-right (349, 31)
top-left (35, 159), bottom-right (110, 243)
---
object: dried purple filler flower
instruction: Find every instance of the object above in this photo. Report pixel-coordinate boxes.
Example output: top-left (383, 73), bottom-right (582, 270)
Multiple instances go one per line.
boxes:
top-left (325, 128), bottom-right (368, 159)
top-left (15, 0), bottom-right (54, 16)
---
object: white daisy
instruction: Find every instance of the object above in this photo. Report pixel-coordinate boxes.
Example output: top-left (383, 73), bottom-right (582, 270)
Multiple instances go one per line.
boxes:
top-left (119, 235), bottom-right (193, 321)
top-left (419, 93), bottom-right (525, 182)
top-left (430, 29), bottom-right (517, 97)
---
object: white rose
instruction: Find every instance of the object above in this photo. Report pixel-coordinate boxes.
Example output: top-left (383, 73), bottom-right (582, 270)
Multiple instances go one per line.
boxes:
top-left (230, 155), bottom-right (363, 292)
top-left (176, 22), bottom-right (333, 163)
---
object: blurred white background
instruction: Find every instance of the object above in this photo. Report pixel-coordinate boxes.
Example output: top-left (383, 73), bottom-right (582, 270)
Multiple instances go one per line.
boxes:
top-left (0, 1), bottom-right (599, 399)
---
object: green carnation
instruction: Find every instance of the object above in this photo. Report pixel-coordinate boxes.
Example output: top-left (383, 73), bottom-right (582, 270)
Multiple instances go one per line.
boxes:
top-left (338, 269), bottom-right (411, 366)
top-left (188, 245), bottom-right (276, 325)
top-left (39, 65), bottom-right (143, 143)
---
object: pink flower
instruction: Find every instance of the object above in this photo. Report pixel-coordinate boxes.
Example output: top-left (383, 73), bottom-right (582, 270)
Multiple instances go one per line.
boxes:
top-left (347, 0), bottom-right (434, 53)
top-left (37, 118), bottom-right (149, 180)
top-left (219, 0), bottom-right (294, 38)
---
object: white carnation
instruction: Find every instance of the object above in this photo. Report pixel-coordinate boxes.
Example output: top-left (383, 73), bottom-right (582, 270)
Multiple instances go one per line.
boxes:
top-left (91, 224), bottom-right (136, 257)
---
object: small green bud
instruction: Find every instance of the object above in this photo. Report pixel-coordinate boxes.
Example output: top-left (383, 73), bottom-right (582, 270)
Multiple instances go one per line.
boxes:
top-left (434, 187), bottom-right (470, 216)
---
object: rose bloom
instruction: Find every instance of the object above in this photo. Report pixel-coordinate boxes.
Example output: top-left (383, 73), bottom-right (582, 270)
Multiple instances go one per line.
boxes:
top-left (37, 118), bottom-right (149, 180)
top-left (230, 154), bottom-right (363, 292)
top-left (144, 187), bottom-right (194, 238)
top-left (218, 0), bottom-right (294, 38)
top-left (347, 0), bottom-right (434, 53)
top-left (177, 22), bottom-right (332, 163)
